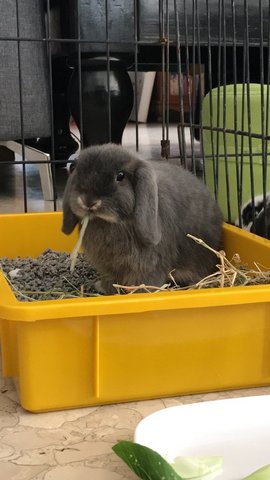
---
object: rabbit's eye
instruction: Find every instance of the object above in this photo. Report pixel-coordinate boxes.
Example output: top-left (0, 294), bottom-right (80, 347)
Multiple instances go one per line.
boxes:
top-left (69, 159), bottom-right (77, 174)
top-left (116, 171), bottom-right (125, 182)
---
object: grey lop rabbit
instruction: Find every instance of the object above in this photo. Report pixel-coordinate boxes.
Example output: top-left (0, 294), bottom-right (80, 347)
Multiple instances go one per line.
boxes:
top-left (62, 143), bottom-right (223, 294)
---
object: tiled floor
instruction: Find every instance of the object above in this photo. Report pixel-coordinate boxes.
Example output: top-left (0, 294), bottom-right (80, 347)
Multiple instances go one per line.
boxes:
top-left (1, 123), bottom-right (269, 480)
top-left (1, 371), bottom-right (270, 480)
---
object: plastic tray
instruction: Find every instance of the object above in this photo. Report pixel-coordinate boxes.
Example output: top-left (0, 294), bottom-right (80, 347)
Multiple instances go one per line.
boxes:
top-left (0, 212), bottom-right (270, 412)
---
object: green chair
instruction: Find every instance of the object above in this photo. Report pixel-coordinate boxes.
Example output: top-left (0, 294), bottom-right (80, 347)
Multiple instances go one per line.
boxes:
top-left (202, 84), bottom-right (270, 223)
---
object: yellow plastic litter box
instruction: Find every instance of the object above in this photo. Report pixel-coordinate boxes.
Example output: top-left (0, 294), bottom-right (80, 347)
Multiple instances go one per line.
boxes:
top-left (0, 212), bottom-right (270, 413)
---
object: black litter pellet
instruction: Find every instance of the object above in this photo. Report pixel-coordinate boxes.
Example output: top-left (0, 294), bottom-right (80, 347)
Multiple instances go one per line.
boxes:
top-left (0, 250), bottom-right (100, 302)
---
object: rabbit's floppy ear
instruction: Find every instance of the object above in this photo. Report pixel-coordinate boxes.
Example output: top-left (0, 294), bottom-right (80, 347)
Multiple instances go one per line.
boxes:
top-left (62, 202), bottom-right (78, 235)
top-left (61, 176), bottom-right (79, 234)
top-left (134, 162), bottom-right (161, 245)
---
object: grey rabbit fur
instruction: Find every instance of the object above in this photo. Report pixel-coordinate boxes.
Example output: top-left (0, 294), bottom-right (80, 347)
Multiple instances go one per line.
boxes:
top-left (62, 143), bottom-right (223, 294)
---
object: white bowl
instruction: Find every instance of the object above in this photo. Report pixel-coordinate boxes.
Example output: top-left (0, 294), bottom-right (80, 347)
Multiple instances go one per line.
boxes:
top-left (134, 395), bottom-right (270, 479)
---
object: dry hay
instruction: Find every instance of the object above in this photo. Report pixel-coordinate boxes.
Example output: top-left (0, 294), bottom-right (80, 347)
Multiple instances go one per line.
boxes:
top-left (113, 234), bottom-right (270, 294)
top-left (0, 234), bottom-right (269, 301)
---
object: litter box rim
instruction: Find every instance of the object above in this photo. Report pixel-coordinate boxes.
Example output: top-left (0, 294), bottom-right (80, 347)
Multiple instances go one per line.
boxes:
top-left (0, 213), bottom-right (269, 322)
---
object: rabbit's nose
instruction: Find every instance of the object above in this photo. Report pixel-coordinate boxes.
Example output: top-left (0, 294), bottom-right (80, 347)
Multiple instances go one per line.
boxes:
top-left (77, 195), bottom-right (89, 211)
top-left (77, 195), bottom-right (102, 211)
top-left (89, 199), bottom-right (102, 211)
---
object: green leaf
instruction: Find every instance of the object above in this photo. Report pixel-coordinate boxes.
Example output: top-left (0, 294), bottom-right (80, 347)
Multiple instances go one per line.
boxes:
top-left (242, 465), bottom-right (270, 479)
top-left (112, 440), bottom-right (270, 480)
top-left (112, 440), bottom-right (183, 480)
top-left (171, 456), bottom-right (223, 479)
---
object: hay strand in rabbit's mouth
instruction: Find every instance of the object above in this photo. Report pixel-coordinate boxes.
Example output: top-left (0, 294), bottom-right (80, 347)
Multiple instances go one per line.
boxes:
top-left (70, 215), bottom-right (91, 272)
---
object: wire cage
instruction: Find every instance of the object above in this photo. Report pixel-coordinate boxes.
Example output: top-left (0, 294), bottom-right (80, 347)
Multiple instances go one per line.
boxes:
top-left (0, 0), bottom-right (269, 239)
